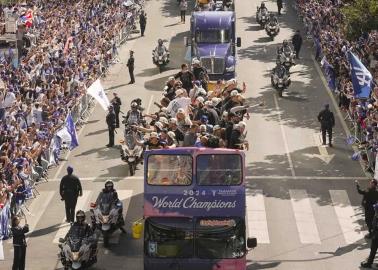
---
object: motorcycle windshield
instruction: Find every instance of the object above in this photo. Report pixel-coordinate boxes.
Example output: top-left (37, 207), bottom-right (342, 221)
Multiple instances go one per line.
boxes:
top-left (68, 228), bottom-right (83, 252)
top-left (126, 132), bottom-right (136, 150)
top-left (100, 202), bottom-right (112, 215)
top-left (156, 47), bottom-right (166, 55)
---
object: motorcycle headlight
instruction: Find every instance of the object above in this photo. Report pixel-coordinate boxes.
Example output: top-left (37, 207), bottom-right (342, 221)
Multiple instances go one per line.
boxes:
top-left (226, 65), bottom-right (235, 72)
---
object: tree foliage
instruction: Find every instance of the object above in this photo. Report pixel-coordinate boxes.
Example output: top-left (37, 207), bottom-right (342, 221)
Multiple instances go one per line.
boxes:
top-left (341, 0), bottom-right (378, 40)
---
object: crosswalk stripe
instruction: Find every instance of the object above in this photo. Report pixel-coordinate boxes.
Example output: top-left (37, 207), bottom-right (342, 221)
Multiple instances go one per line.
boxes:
top-left (329, 190), bottom-right (366, 244)
top-left (289, 189), bottom-right (321, 244)
top-left (26, 191), bottom-right (55, 241)
top-left (246, 189), bottom-right (270, 244)
top-left (109, 190), bottom-right (134, 244)
top-left (53, 191), bottom-right (92, 244)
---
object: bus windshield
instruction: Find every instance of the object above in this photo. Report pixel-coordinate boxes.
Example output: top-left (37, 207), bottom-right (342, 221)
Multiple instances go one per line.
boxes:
top-left (196, 218), bottom-right (245, 259)
top-left (197, 154), bottom-right (242, 185)
top-left (147, 155), bottom-right (192, 185)
top-left (195, 29), bottom-right (230, 44)
top-left (144, 217), bottom-right (194, 258)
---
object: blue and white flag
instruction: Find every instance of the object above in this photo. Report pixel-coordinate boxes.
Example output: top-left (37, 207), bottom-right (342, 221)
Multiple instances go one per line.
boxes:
top-left (321, 56), bottom-right (336, 91)
top-left (66, 113), bottom-right (79, 150)
top-left (348, 51), bottom-right (373, 99)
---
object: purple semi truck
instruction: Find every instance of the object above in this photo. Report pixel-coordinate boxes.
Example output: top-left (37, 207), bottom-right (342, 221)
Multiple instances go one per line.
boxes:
top-left (187, 11), bottom-right (241, 84)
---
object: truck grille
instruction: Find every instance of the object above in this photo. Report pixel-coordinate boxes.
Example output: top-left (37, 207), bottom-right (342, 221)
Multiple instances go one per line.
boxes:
top-left (200, 57), bottom-right (225, 75)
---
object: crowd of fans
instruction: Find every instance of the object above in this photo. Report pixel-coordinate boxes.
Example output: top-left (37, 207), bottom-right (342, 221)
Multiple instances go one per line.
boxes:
top-left (0, 0), bottom-right (140, 233)
top-left (126, 61), bottom-right (251, 151)
top-left (296, 0), bottom-right (378, 173)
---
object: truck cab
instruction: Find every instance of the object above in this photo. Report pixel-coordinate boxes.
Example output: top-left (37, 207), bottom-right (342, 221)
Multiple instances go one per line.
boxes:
top-left (189, 11), bottom-right (241, 81)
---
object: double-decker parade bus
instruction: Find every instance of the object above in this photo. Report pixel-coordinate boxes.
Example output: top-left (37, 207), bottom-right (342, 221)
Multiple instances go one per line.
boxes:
top-left (143, 147), bottom-right (257, 270)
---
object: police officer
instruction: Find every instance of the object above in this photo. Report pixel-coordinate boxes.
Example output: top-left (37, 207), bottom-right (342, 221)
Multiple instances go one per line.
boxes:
top-left (127, 50), bottom-right (135, 84)
top-left (60, 166), bottom-right (83, 223)
top-left (317, 104), bottom-right (335, 147)
top-left (11, 216), bottom-right (29, 270)
top-left (95, 180), bottom-right (126, 233)
top-left (356, 179), bottom-right (378, 238)
top-left (292, 30), bottom-right (303, 59)
top-left (361, 203), bottom-right (378, 268)
top-left (111, 93), bottom-right (122, 128)
top-left (106, 105), bottom-right (116, 147)
top-left (65, 210), bottom-right (97, 265)
top-left (139, 10), bottom-right (147, 37)
top-left (277, 0), bottom-right (283, 15)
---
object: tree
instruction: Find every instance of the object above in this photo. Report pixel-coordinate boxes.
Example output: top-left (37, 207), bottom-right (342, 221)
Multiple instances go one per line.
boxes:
top-left (341, 0), bottom-right (378, 40)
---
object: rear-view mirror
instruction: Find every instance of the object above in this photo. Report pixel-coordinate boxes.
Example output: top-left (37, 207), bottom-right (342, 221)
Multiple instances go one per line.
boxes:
top-left (236, 37), bottom-right (241, 47)
top-left (247, 237), bottom-right (257, 248)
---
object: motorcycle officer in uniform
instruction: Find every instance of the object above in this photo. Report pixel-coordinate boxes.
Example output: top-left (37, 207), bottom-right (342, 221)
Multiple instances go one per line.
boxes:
top-left (95, 180), bottom-right (126, 233)
top-left (64, 210), bottom-right (97, 265)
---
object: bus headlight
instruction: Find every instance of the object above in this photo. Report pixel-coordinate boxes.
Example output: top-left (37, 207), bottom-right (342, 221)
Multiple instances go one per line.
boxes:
top-left (226, 65), bottom-right (235, 72)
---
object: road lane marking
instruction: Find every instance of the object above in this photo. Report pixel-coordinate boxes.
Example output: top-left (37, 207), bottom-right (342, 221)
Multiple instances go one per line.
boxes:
top-left (290, 189), bottom-right (321, 244)
top-left (109, 190), bottom-right (133, 244)
top-left (273, 94), bottom-right (296, 177)
top-left (0, 240), bottom-right (3, 260)
top-left (246, 189), bottom-right (270, 244)
top-left (53, 191), bottom-right (92, 244)
top-left (26, 191), bottom-right (55, 241)
top-left (304, 133), bottom-right (335, 164)
top-left (329, 190), bottom-right (366, 244)
top-left (312, 55), bottom-right (368, 177)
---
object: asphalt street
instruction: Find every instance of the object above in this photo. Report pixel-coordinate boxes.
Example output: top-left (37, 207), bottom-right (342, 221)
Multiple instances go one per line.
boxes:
top-left (1, 0), bottom-right (374, 269)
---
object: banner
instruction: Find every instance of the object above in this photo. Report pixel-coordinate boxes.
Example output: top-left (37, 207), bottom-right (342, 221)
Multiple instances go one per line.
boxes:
top-left (66, 113), bottom-right (79, 150)
top-left (86, 79), bottom-right (110, 111)
top-left (347, 51), bottom-right (373, 99)
top-left (56, 113), bottom-right (79, 150)
top-left (321, 56), bottom-right (336, 91)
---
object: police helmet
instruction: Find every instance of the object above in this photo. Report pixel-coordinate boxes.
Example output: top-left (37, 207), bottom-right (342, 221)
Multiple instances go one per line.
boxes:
top-left (131, 102), bottom-right (138, 109)
top-left (158, 39), bottom-right (163, 46)
top-left (76, 210), bottom-right (86, 222)
top-left (105, 180), bottom-right (114, 189)
top-left (283, 40), bottom-right (288, 46)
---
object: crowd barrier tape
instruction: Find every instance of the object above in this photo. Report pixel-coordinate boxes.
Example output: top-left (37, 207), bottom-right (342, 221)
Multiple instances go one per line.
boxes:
top-left (294, 1), bottom-right (376, 175)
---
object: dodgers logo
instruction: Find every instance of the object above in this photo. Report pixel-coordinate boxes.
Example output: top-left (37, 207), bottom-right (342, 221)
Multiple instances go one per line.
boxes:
top-left (353, 66), bottom-right (372, 86)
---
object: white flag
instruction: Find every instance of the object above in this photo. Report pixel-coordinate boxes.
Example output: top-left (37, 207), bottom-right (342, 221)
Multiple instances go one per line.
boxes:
top-left (86, 79), bottom-right (110, 111)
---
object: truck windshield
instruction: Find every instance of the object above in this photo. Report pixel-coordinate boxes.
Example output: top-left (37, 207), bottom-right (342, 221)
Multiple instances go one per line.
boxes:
top-left (195, 29), bottom-right (230, 44)
top-left (196, 218), bottom-right (246, 259)
top-left (197, 154), bottom-right (242, 185)
top-left (145, 217), bottom-right (194, 258)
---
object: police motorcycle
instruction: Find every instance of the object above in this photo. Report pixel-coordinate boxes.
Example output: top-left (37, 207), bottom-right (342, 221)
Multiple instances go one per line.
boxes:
top-left (277, 40), bottom-right (296, 71)
top-left (271, 61), bottom-right (291, 97)
top-left (152, 39), bottom-right (170, 73)
top-left (90, 191), bottom-right (124, 247)
top-left (120, 124), bottom-right (143, 176)
top-left (58, 212), bottom-right (97, 270)
top-left (265, 16), bottom-right (280, 40)
top-left (256, 3), bottom-right (269, 28)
